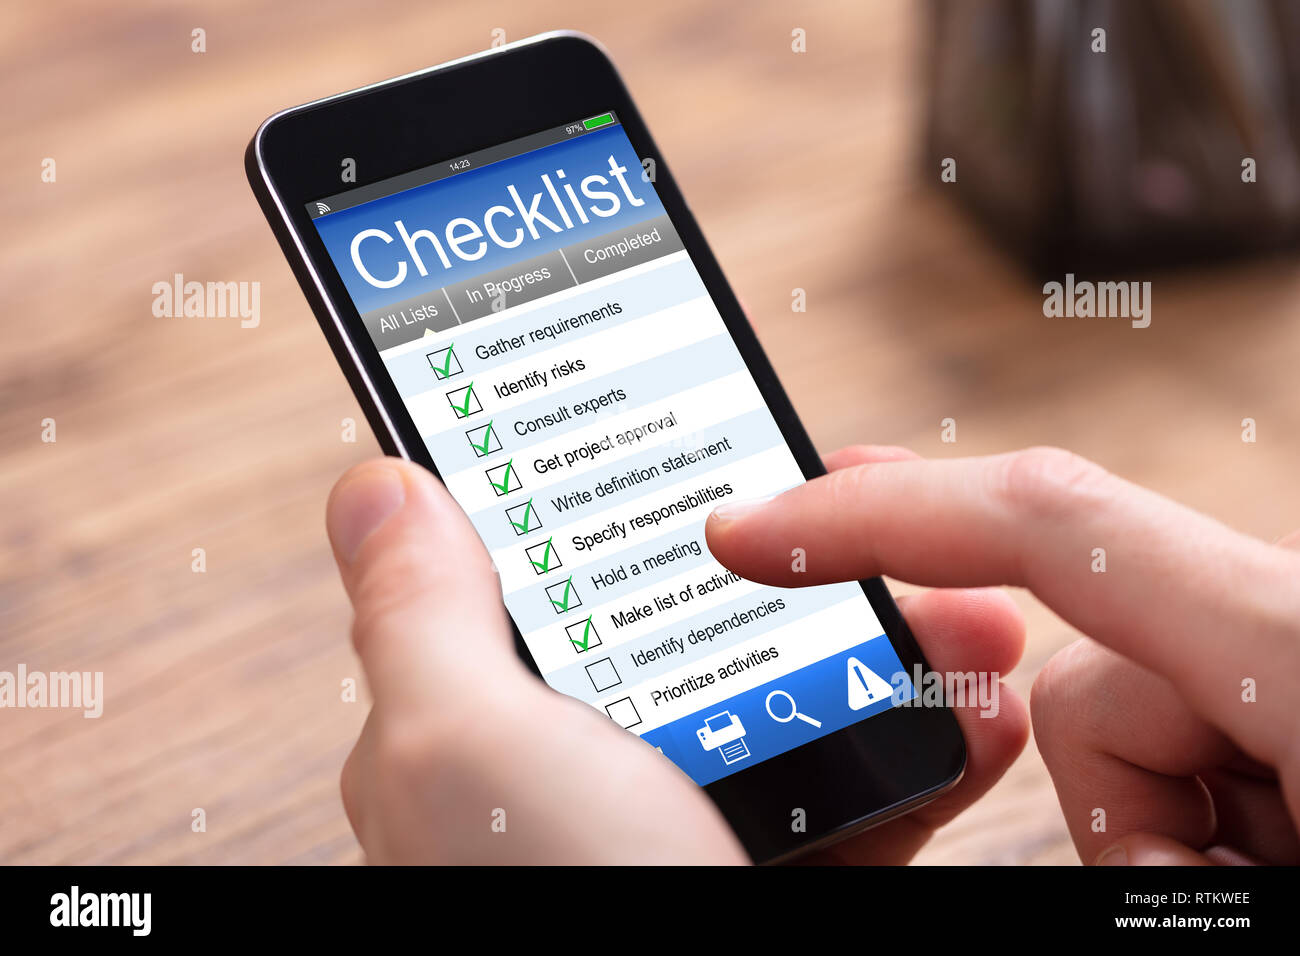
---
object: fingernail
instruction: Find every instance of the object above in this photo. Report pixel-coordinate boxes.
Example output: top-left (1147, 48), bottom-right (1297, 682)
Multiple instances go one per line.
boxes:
top-left (1096, 844), bottom-right (1128, 866)
top-left (329, 466), bottom-right (406, 564)
top-left (710, 495), bottom-right (775, 523)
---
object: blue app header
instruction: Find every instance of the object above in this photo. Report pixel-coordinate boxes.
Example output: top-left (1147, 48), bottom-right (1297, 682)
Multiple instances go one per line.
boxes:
top-left (312, 125), bottom-right (665, 313)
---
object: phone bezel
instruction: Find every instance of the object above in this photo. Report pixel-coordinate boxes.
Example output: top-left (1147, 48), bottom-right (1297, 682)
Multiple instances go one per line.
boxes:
top-left (246, 30), bottom-right (966, 864)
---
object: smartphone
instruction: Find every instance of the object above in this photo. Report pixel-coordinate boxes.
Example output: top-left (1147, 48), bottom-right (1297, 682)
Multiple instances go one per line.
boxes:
top-left (246, 31), bottom-right (965, 863)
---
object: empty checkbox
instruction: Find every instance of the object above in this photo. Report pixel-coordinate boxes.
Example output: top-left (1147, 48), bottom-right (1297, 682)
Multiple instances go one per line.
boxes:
top-left (605, 696), bottom-right (641, 729)
top-left (585, 658), bottom-right (621, 693)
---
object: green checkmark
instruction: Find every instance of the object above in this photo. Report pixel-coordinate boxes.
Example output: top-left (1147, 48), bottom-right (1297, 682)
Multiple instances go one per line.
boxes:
top-left (509, 498), bottom-right (535, 534)
top-left (452, 382), bottom-right (476, 417)
top-left (569, 615), bottom-right (594, 651)
top-left (488, 459), bottom-right (515, 495)
top-left (549, 577), bottom-right (575, 612)
top-left (529, 537), bottom-right (556, 573)
top-left (470, 420), bottom-right (495, 456)
top-left (433, 344), bottom-right (457, 379)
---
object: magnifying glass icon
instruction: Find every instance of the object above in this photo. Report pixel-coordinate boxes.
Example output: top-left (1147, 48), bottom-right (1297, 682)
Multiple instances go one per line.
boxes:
top-left (765, 690), bottom-right (822, 728)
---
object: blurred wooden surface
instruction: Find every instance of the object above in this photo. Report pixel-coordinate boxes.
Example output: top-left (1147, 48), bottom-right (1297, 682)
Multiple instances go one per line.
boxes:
top-left (3, 0), bottom-right (1299, 865)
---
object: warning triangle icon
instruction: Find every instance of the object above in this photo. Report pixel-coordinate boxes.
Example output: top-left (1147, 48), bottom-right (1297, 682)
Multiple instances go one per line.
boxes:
top-left (847, 657), bottom-right (893, 711)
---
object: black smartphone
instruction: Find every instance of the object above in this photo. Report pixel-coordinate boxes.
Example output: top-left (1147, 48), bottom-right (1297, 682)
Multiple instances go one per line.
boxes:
top-left (246, 31), bottom-right (965, 863)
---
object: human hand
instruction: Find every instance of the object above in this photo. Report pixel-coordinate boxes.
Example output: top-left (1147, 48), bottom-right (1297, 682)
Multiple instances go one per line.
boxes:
top-left (705, 445), bottom-right (1300, 865)
top-left (325, 453), bottom-right (1027, 864)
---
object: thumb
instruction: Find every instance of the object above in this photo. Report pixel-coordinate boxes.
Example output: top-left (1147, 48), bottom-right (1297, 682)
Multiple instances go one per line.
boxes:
top-left (326, 458), bottom-right (527, 717)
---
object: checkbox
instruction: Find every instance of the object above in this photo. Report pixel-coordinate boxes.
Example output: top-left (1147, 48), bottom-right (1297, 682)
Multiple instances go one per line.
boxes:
top-left (565, 615), bottom-right (601, 653)
top-left (585, 658), bottom-right (622, 693)
top-left (427, 345), bottom-right (462, 380)
top-left (465, 420), bottom-right (501, 458)
top-left (446, 382), bottom-right (481, 419)
top-left (545, 576), bottom-right (581, 614)
top-left (525, 537), bottom-right (561, 575)
top-left (485, 459), bottom-right (521, 497)
top-left (505, 499), bottom-right (540, 536)
top-left (605, 696), bottom-right (641, 729)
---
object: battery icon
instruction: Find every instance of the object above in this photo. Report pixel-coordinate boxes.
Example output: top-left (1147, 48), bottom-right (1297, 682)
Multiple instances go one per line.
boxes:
top-left (582, 112), bottom-right (614, 131)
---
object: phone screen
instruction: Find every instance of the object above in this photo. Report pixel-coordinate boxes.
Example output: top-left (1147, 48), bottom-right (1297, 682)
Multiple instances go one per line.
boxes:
top-left (306, 113), bottom-right (914, 785)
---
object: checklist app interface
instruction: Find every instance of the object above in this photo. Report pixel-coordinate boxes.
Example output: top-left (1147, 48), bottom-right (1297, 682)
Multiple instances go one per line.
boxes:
top-left (310, 114), bottom-right (914, 784)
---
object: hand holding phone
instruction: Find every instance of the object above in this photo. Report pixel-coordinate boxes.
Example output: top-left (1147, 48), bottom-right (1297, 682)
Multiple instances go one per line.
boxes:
top-left (326, 450), bottom-right (1028, 864)
top-left (251, 31), bottom-right (1299, 866)
top-left (248, 32), bottom-right (978, 860)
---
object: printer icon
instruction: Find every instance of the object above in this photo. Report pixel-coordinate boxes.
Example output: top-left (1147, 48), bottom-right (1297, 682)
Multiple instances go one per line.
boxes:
top-left (696, 710), bottom-right (751, 765)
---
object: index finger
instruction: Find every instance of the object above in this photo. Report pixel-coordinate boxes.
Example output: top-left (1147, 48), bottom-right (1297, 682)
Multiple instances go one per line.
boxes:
top-left (705, 447), bottom-right (1300, 765)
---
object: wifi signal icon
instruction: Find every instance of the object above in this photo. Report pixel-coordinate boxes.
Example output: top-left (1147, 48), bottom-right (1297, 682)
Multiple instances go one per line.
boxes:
top-left (315, 202), bottom-right (332, 215)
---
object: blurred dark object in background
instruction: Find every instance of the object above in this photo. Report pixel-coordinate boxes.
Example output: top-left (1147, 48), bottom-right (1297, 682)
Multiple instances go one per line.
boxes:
top-left (923, 0), bottom-right (1300, 275)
